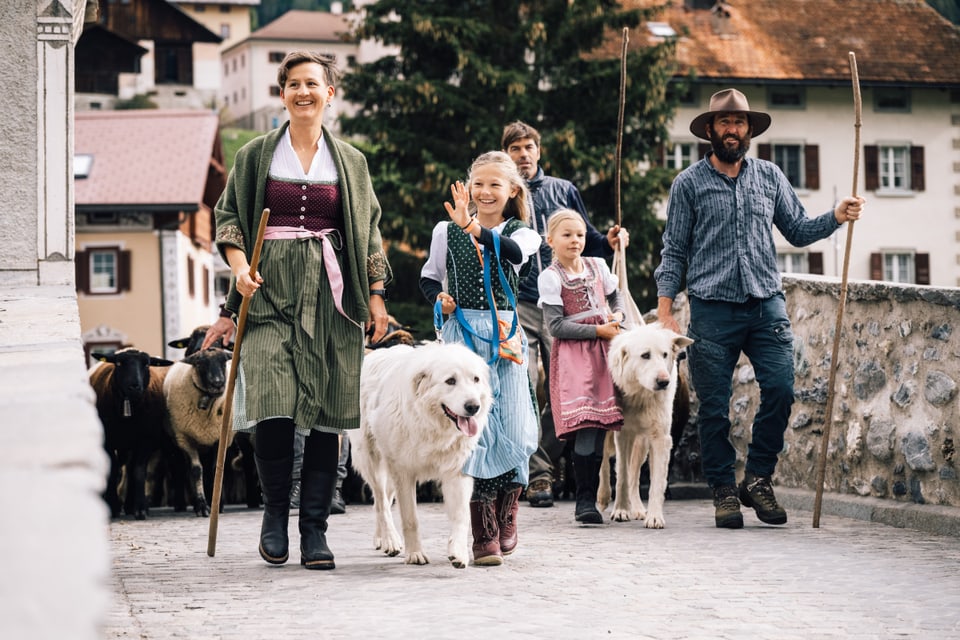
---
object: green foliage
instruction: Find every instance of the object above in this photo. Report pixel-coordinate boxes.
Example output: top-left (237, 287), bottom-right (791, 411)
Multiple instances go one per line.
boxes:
top-left (340, 0), bottom-right (682, 312)
top-left (114, 94), bottom-right (158, 110)
top-left (255, 1), bottom-right (343, 28)
top-left (220, 128), bottom-right (261, 173)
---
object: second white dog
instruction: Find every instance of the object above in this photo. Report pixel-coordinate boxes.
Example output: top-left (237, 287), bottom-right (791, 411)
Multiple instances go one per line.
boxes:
top-left (349, 342), bottom-right (492, 568)
top-left (600, 323), bottom-right (693, 528)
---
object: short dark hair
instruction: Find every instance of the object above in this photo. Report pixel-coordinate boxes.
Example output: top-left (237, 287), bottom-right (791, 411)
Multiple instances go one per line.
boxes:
top-left (501, 121), bottom-right (541, 150)
top-left (277, 51), bottom-right (341, 89)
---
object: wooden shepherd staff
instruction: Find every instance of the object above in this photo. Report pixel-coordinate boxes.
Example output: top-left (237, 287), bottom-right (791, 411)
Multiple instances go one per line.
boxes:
top-left (613, 26), bottom-right (628, 229)
top-left (812, 53), bottom-right (861, 528)
top-left (207, 208), bottom-right (271, 556)
top-left (610, 27), bottom-right (645, 328)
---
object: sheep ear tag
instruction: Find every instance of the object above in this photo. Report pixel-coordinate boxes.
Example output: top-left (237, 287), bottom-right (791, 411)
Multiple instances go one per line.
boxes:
top-left (123, 398), bottom-right (132, 417)
top-left (458, 415), bottom-right (479, 437)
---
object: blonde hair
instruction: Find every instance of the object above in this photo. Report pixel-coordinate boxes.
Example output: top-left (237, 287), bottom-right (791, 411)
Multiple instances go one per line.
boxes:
top-left (545, 209), bottom-right (586, 239)
top-left (466, 151), bottom-right (530, 223)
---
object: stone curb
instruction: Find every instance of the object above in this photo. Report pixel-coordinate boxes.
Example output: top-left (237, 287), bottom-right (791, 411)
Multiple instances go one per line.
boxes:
top-left (667, 482), bottom-right (960, 537)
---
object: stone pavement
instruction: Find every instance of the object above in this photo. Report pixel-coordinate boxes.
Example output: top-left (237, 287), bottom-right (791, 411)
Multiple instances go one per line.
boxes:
top-left (105, 494), bottom-right (960, 640)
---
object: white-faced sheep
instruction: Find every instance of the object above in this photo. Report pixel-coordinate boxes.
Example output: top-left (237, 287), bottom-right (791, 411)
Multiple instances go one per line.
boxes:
top-left (90, 349), bottom-right (174, 519)
top-left (163, 348), bottom-right (233, 516)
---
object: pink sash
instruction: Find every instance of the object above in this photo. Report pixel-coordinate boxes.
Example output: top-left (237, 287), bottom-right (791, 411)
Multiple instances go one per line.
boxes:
top-left (263, 226), bottom-right (360, 336)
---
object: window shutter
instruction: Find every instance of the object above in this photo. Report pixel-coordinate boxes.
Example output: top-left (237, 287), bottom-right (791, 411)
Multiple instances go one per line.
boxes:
top-left (864, 146), bottom-right (879, 191)
top-left (804, 145), bottom-right (820, 190)
top-left (698, 143), bottom-right (711, 159)
top-left (76, 250), bottom-right (90, 294)
top-left (910, 146), bottom-right (925, 192)
top-left (915, 253), bottom-right (930, 285)
top-left (808, 252), bottom-right (823, 275)
top-left (656, 143), bottom-right (665, 167)
top-left (870, 252), bottom-right (883, 280)
top-left (118, 250), bottom-right (132, 292)
top-left (757, 144), bottom-right (771, 160)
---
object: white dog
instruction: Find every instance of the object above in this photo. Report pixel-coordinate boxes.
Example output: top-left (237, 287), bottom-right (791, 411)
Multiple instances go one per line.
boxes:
top-left (349, 342), bottom-right (492, 568)
top-left (599, 323), bottom-right (693, 528)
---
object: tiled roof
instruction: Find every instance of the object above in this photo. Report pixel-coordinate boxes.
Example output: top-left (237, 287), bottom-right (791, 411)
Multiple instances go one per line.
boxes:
top-left (75, 110), bottom-right (220, 209)
top-left (621, 0), bottom-right (960, 86)
top-left (249, 10), bottom-right (352, 43)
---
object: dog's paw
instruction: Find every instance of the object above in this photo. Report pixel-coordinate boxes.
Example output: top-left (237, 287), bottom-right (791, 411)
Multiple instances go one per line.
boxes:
top-left (449, 555), bottom-right (468, 569)
top-left (610, 507), bottom-right (634, 522)
top-left (405, 550), bottom-right (430, 565)
top-left (644, 514), bottom-right (666, 529)
top-left (379, 535), bottom-right (403, 557)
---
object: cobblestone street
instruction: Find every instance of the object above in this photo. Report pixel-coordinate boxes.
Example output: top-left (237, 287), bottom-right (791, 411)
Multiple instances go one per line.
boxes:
top-left (105, 495), bottom-right (960, 640)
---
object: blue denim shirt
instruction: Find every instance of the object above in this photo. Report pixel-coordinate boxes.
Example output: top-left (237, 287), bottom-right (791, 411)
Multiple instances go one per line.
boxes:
top-left (655, 153), bottom-right (840, 303)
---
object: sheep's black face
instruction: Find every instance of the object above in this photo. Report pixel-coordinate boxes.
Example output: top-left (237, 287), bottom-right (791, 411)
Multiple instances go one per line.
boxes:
top-left (185, 349), bottom-right (229, 397)
top-left (110, 352), bottom-right (152, 402)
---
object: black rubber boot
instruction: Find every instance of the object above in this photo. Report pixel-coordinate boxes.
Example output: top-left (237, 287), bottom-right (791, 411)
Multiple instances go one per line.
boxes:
top-left (573, 453), bottom-right (604, 525)
top-left (255, 455), bottom-right (293, 564)
top-left (299, 469), bottom-right (336, 570)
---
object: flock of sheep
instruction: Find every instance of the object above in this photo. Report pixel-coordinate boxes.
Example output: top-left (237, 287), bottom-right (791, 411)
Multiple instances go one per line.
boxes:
top-left (89, 327), bottom-right (258, 519)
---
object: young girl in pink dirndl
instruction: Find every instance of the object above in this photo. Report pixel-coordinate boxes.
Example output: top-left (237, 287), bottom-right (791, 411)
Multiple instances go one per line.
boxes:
top-left (537, 209), bottom-right (625, 525)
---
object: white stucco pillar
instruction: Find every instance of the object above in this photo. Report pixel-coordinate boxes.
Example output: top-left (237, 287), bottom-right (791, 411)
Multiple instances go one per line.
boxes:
top-left (33, 0), bottom-right (86, 286)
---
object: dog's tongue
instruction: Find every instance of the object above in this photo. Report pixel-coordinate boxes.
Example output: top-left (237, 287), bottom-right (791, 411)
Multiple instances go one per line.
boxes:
top-left (458, 415), bottom-right (479, 437)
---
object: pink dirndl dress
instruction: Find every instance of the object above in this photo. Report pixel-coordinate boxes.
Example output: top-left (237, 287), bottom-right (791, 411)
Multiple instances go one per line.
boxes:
top-left (547, 258), bottom-right (623, 439)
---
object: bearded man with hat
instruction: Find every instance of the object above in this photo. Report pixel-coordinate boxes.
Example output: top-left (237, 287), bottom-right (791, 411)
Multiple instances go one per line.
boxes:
top-left (654, 88), bottom-right (865, 529)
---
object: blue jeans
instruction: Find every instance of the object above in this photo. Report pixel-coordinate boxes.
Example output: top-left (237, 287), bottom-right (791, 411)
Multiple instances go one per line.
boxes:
top-left (687, 294), bottom-right (795, 488)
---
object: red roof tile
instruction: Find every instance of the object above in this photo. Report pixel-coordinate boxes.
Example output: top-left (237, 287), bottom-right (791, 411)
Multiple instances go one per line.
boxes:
top-left (75, 110), bottom-right (220, 209)
top-left (249, 10), bottom-right (353, 43)
top-left (620, 0), bottom-right (960, 86)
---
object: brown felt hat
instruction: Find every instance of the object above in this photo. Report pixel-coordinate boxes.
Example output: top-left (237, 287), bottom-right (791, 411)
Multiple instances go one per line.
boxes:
top-left (689, 88), bottom-right (771, 140)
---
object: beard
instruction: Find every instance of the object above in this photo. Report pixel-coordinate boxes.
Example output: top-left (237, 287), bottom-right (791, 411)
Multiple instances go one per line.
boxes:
top-left (710, 128), bottom-right (751, 164)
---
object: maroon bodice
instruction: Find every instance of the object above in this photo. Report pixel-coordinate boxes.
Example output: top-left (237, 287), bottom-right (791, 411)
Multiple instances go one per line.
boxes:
top-left (264, 178), bottom-right (343, 232)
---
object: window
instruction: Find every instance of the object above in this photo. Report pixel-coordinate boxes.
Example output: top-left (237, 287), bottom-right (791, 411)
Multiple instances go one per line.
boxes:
top-left (663, 142), bottom-right (698, 170)
top-left (76, 247), bottom-right (131, 295)
top-left (874, 87), bottom-right (910, 113)
top-left (75, 154), bottom-right (93, 179)
top-left (777, 252), bottom-right (823, 275)
top-left (90, 250), bottom-right (117, 293)
top-left (223, 62), bottom-right (228, 77)
top-left (269, 51), bottom-right (286, 63)
top-left (220, 24), bottom-right (230, 40)
top-left (870, 252), bottom-right (930, 284)
top-left (865, 145), bottom-right (924, 192)
top-left (774, 145), bottom-right (802, 188)
top-left (187, 255), bottom-right (196, 298)
top-left (758, 143), bottom-right (819, 190)
top-left (767, 86), bottom-right (805, 110)
top-left (269, 86), bottom-right (281, 97)
top-left (232, 59), bottom-right (237, 73)
top-left (194, 3), bottom-right (206, 11)
top-left (202, 266), bottom-right (211, 305)
top-left (777, 252), bottom-right (807, 274)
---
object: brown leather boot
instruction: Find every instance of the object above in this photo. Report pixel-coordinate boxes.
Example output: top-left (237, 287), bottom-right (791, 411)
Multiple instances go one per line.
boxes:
top-left (469, 498), bottom-right (502, 566)
top-left (496, 485), bottom-right (522, 555)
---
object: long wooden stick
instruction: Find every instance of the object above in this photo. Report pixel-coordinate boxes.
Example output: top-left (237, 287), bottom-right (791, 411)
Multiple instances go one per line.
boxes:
top-left (813, 54), bottom-right (861, 528)
top-left (207, 208), bottom-right (271, 556)
top-left (614, 27), bottom-right (628, 228)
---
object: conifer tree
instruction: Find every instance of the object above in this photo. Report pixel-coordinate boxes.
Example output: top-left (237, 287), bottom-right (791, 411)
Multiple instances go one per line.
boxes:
top-left (341, 0), bottom-right (683, 308)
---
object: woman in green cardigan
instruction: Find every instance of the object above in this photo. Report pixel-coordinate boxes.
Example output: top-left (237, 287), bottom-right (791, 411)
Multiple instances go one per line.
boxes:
top-left (211, 51), bottom-right (392, 570)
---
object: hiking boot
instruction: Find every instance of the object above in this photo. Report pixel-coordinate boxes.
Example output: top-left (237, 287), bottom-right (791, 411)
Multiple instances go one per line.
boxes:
top-left (330, 487), bottom-right (346, 515)
top-left (712, 485), bottom-right (744, 529)
top-left (526, 478), bottom-right (554, 508)
top-left (739, 473), bottom-right (788, 525)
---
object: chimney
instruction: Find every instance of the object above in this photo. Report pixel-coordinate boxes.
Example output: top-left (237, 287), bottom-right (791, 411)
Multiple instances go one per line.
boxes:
top-left (711, 1), bottom-right (736, 37)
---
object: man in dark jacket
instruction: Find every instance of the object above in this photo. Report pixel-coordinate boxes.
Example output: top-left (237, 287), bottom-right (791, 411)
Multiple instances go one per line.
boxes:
top-left (501, 121), bottom-right (624, 507)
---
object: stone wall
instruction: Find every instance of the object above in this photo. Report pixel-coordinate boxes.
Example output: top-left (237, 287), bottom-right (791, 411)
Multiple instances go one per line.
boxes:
top-left (668, 276), bottom-right (960, 508)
